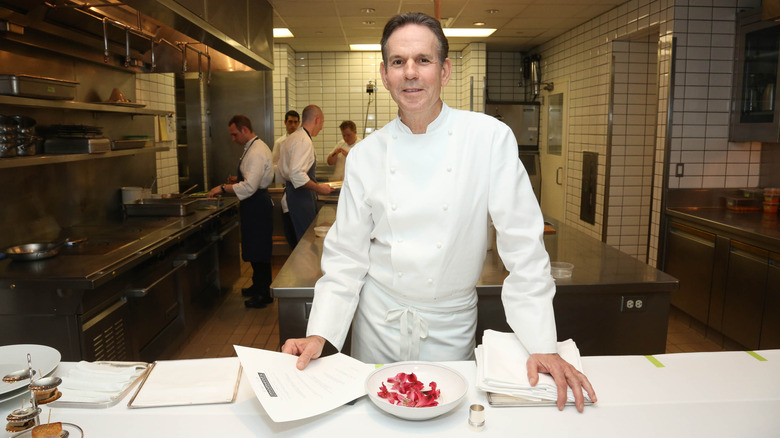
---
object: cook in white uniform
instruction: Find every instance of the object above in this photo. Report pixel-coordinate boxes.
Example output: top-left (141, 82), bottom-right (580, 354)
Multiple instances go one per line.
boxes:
top-left (326, 120), bottom-right (361, 181)
top-left (282, 12), bottom-right (596, 412)
top-left (272, 110), bottom-right (300, 248)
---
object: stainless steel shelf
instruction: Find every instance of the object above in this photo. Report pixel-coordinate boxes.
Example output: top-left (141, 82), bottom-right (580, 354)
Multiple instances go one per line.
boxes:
top-left (0, 95), bottom-right (171, 116)
top-left (0, 146), bottom-right (169, 169)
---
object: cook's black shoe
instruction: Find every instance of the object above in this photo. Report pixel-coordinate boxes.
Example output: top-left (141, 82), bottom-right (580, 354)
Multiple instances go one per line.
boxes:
top-left (244, 296), bottom-right (268, 309)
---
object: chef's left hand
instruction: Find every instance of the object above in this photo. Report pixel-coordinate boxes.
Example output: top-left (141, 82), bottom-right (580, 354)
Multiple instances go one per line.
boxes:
top-left (207, 186), bottom-right (223, 198)
top-left (526, 353), bottom-right (597, 412)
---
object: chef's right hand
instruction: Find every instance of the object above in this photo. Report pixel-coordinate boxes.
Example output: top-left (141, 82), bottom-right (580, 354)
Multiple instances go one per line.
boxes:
top-left (282, 335), bottom-right (326, 370)
top-left (318, 183), bottom-right (334, 194)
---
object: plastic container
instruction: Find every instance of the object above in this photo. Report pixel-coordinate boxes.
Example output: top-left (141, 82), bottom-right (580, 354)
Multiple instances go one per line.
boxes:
top-left (314, 225), bottom-right (331, 238)
top-left (765, 188), bottom-right (780, 204)
top-left (550, 262), bottom-right (574, 279)
top-left (764, 202), bottom-right (779, 214)
top-left (121, 187), bottom-right (143, 204)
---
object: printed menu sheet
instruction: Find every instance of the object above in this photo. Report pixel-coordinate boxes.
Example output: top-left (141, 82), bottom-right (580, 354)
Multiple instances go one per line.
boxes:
top-left (234, 345), bottom-right (375, 422)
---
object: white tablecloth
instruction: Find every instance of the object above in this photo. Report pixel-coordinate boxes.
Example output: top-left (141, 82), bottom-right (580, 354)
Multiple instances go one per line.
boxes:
top-left (3, 350), bottom-right (780, 437)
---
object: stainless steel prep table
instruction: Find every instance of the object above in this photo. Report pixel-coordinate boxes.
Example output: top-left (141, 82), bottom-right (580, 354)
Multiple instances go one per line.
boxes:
top-left (0, 198), bottom-right (240, 361)
top-left (272, 205), bottom-right (678, 356)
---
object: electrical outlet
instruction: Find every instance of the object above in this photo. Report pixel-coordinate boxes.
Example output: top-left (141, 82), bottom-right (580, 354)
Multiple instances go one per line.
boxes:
top-left (621, 295), bottom-right (647, 312)
top-left (675, 163), bottom-right (684, 177)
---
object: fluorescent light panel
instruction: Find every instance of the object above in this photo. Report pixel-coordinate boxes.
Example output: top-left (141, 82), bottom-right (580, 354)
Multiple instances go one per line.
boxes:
top-left (443, 28), bottom-right (496, 37)
top-left (274, 28), bottom-right (294, 38)
top-left (350, 44), bottom-right (381, 51)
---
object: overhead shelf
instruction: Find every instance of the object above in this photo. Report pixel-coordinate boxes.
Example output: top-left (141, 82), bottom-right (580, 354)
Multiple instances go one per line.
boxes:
top-left (0, 146), bottom-right (169, 169)
top-left (0, 95), bottom-right (171, 116)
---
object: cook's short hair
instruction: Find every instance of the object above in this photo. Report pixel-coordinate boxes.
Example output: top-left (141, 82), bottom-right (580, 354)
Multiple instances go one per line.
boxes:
top-left (339, 120), bottom-right (357, 132)
top-left (301, 105), bottom-right (322, 123)
top-left (229, 114), bottom-right (252, 132)
top-left (380, 12), bottom-right (449, 67)
top-left (284, 110), bottom-right (300, 122)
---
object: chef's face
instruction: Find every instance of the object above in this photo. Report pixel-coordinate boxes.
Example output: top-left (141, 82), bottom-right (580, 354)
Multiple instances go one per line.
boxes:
top-left (284, 115), bottom-right (300, 135)
top-left (380, 24), bottom-right (451, 124)
top-left (229, 123), bottom-right (251, 145)
top-left (341, 127), bottom-right (358, 145)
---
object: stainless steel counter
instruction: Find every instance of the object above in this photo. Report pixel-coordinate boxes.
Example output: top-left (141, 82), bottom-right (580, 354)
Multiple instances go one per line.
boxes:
top-left (272, 205), bottom-right (679, 356)
top-left (0, 198), bottom-right (239, 290)
top-left (667, 207), bottom-right (780, 251)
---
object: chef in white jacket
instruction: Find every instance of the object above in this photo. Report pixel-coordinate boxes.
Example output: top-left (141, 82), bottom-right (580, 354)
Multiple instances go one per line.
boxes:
top-left (282, 12), bottom-right (596, 412)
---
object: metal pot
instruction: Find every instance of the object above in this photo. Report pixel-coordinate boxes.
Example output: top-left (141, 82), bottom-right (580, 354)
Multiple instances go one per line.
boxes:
top-left (1, 238), bottom-right (86, 261)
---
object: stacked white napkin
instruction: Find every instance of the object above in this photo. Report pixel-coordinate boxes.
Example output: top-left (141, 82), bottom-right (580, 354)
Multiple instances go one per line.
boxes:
top-left (58, 361), bottom-right (146, 403)
top-left (475, 330), bottom-right (591, 403)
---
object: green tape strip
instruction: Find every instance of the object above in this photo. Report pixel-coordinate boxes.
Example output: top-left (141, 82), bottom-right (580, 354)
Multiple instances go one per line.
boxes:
top-left (644, 355), bottom-right (665, 368)
top-left (375, 364), bottom-right (384, 369)
top-left (746, 351), bottom-right (767, 361)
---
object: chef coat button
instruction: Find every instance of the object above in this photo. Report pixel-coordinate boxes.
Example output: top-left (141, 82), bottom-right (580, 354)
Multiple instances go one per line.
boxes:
top-left (427, 278), bottom-right (434, 285)
top-left (447, 166), bottom-right (452, 172)
top-left (397, 238), bottom-right (403, 243)
top-left (398, 272), bottom-right (404, 277)
top-left (392, 135), bottom-right (398, 140)
top-left (390, 167), bottom-right (396, 174)
top-left (442, 204), bottom-right (449, 211)
top-left (436, 242), bottom-right (442, 248)
top-left (391, 204), bottom-right (397, 211)
top-left (448, 130), bottom-right (453, 135)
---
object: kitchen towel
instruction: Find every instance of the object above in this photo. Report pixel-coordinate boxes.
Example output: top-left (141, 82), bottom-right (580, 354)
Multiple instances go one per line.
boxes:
top-left (58, 361), bottom-right (147, 403)
top-left (475, 330), bottom-right (591, 403)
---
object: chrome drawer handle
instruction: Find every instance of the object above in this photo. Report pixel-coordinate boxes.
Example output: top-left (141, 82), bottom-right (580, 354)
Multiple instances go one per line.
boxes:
top-left (124, 260), bottom-right (188, 298)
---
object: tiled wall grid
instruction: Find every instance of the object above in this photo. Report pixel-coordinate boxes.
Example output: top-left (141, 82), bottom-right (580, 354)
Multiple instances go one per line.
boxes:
top-left (135, 73), bottom-right (178, 194)
top-left (272, 44), bottom-right (485, 163)
top-left (531, 0), bottom-right (763, 267)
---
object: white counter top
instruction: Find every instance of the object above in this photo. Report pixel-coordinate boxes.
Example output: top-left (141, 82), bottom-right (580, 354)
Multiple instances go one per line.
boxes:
top-left (3, 349), bottom-right (779, 437)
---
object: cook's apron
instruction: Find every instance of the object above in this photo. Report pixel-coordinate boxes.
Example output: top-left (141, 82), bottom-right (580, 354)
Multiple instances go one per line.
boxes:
top-left (351, 276), bottom-right (478, 363)
top-left (284, 160), bottom-right (318, 242)
top-left (237, 139), bottom-right (273, 263)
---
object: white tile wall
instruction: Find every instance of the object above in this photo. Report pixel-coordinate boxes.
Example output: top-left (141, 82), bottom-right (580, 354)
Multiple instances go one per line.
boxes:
top-left (487, 52), bottom-right (527, 102)
top-left (273, 44), bottom-right (486, 164)
top-left (500, 0), bottom-right (764, 267)
top-left (135, 73), bottom-right (177, 194)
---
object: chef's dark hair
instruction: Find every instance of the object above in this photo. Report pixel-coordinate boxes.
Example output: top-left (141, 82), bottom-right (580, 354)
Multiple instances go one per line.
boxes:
top-left (339, 120), bottom-right (357, 132)
top-left (381, 12), bottom-right (449, 67)
top-left (284, 110), bottom-right (300, 122)
top-left (229, 114), bottom-right (253, 133)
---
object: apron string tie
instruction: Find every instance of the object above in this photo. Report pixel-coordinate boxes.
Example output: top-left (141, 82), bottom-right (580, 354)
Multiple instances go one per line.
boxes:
top-left (385, 307), bottom-right (429, 361)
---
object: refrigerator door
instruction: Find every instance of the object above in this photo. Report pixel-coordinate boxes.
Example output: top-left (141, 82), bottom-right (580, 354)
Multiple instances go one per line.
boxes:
top-left (485, 102), bottom-right (540, 148)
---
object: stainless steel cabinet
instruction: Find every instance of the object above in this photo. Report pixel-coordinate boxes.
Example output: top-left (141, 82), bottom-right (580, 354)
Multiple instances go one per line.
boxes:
top-left (722, 241), bottom-right (769, 350)
top-left (664, 222), bottom-right (716, 324)
top-left (760, 252), bottom-right (780, 349)
top-left (730, 9), bottom-right (780, 142)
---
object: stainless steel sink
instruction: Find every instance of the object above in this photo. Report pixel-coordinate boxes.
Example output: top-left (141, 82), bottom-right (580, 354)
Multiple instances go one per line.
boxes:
top-left (124, 198), bottom-right (198, 216)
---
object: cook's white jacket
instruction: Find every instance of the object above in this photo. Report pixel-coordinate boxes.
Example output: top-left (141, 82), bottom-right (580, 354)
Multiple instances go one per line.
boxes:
top-left (308, 103), bottom-right (558, 357)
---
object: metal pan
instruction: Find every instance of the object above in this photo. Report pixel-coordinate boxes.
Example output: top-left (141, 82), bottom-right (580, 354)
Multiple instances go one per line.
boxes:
top-left (1, 238), bottom-right (87, 261)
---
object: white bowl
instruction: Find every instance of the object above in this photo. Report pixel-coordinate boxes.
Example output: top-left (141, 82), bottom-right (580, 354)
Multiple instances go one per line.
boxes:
top-left (314, 225), bottom-right (330, 238)
top-left (365, 362), bottom-right (468, 421)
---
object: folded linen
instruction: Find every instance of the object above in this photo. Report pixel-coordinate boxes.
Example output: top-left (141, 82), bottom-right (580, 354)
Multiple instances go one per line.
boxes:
top-left (57, 362), bottom-right (146, 404)
top-left (475, 330), bottom-right (591, 403)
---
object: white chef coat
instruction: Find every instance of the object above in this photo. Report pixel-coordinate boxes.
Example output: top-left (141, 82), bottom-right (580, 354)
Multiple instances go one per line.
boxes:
top-left (232, 136), bottom-right (273, 201)
top-left (277, 127), bottom-right (315, 189)
top-left (307, 103), bottom-right (557, 363)
top-left (272, 133), bottom-right (288, 186)
top-left (328, 137), bottom-right (361, 181)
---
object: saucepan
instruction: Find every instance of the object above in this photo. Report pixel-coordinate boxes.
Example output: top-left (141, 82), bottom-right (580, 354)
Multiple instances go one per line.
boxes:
top-left (1, 238), bottom-right (87, 261)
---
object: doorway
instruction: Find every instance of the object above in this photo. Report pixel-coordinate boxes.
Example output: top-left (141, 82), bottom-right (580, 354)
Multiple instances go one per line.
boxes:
top-left (540, 79), bottom-right (569, 221)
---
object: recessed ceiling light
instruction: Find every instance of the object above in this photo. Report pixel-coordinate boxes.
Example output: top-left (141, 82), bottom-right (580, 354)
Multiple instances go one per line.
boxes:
top-left (473, 21), bottom-right (486, 26)
top-left (486, 9), bottom-right (500, 14)
top-left (273, 28), bottom-right (294, 38)
top-left (443, 28), bottom-right (496, 37)
top-left (361, 8), bottom-right (375, 14)
top-left (363, 20), bottom-right (375, 25)
top-left (350, 44), bottom-right (381, 51)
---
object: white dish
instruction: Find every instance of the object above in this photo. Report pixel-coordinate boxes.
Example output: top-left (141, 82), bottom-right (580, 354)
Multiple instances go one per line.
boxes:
top-left (365, 361), bottom-right (468, 421)
top-left (10, 422), bottom-right (83, 438)
top-left (0, 385), bottom-right (30, 404)
top-left (0, 344), bottom-right (61, 396)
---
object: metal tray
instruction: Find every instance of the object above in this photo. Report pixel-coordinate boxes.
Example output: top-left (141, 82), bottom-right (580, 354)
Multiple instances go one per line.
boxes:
top-left (111, 139), bottom-right (149, 150)
top-left (49, 361), bottom-right (150, 409)
top-left (0, 74), bottom-right (78, 100)
top-left (124, 198), bottom-right (198, 216)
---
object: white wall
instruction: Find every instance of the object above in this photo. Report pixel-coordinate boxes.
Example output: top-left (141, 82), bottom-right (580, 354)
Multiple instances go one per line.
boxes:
top-left (135, 73), bottom-right (177, 194)
top-left (271, 43), bottom-right (486, 168)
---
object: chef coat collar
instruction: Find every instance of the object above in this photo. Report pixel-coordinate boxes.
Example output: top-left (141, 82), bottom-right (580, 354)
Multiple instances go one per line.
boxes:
top-left (303, 127), bottom-right (312, 140)
top-left (239, 136), bottom-right (258, 161)
top-left (396, 101), bottom-right (450, 135)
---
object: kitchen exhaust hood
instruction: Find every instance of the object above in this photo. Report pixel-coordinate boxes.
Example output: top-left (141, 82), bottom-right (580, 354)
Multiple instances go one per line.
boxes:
top-left (0, 0), bottom-right (273, 74)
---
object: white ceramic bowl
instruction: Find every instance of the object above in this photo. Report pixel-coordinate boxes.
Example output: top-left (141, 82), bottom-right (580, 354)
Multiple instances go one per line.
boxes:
top-left (314, 225), bottom-right (330, 238)
top-left (365, 362), bottom-right (468, 421)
